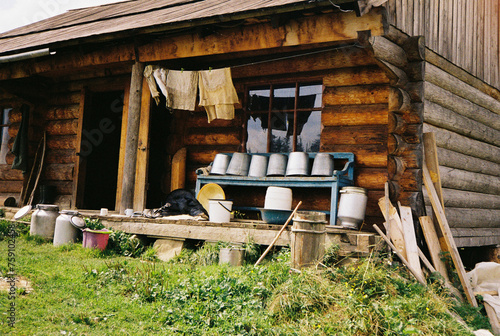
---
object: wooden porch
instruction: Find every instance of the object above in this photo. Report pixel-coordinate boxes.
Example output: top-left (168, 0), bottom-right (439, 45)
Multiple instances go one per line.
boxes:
top-left (2, 207), bottom-right (381, 257)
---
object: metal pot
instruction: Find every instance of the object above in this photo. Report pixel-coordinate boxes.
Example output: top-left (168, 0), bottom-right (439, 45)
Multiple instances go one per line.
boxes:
top-left (226, 153), bottom-right (251, 176)
top-left (248, 155), bottom-right (268, 177)
top-left (311, 153), bottom-right (334, 176)
top-left (285, 152), bottom-right (310, 176)
top-left (266, 153), bottom-right (288, 176)
top-left (210, 153), bottom-right (231, 175)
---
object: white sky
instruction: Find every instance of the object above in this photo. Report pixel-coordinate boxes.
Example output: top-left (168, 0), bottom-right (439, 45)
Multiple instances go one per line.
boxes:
top-left (0, 0), bottom-right (125, 34)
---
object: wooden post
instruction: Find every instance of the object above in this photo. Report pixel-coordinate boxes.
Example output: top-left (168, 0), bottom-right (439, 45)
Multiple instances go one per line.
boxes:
top-left (120, 61), bottom-right (145, 213)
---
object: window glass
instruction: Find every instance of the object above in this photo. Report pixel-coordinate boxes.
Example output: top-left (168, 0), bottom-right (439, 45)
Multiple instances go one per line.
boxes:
top-left (0, 108), bottom-right (11, 164)
top-left (245, 82), bottom-right (322, 153)
top-left (246, 112), bottom-right (267, 153)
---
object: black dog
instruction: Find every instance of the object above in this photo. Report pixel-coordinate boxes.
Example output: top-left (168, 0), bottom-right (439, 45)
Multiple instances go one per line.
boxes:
top-left (155, 189), bottom-right (207, 217)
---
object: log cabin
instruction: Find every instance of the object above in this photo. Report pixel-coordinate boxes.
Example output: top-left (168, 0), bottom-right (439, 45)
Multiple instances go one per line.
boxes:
top-left (0, 0), bottom-right (498, 249)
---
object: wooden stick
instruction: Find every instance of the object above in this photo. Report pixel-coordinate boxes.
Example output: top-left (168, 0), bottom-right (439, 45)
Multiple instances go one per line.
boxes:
top-left (27, 132), bottom-right (46, 206)
top-left (399, 202), bottom-right (423, 279)
top-left (373, 224), bottom-right (427, 285)
top-left (419, 216), bottom-right (450, 282)
top-left (423, 165), bottom-right (478, 307)
top-left (254, 201), bottom-right (302, 266)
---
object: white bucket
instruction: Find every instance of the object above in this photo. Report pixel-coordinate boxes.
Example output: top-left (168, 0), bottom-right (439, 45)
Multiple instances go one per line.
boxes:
top-left (264, 187), bottom-right (292, 210)
top-left (209, 199), bottom-right (233, 223)
top-left (337, 187), bottom-right (368, 229)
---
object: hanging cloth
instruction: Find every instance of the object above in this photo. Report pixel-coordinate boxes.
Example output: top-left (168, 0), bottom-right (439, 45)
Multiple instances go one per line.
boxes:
top-left (153, 67), bottom-right (170, 107)
top-left (143, 65), bottom-right (161, 105)
top-left (11, 104), bottom-right (30, 173)
top-left (165, 70), bottom-right (198, 111)
top-left (198, 67), bottom-right (239, 123)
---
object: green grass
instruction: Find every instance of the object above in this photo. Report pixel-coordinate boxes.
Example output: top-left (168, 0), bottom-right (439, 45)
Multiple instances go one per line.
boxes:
top-left (0, 219), bottom-right (489, 335)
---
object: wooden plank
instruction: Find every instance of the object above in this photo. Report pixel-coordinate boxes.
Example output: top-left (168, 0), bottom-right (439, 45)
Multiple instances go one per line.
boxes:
top-left (419, 216), bottom-right (450, 282)
top-left (423, 164), bottom-right (478, 307)
top-left (120, 61), bottom-right (144, 213)
top-left (115, 79), bottom-right (130, 211)
top-left (133, 77), bottom-right (152, 211)
top-left (71, 88), bottom-right (89, 209)
top-left (171, 147), bottom-right (187, 191)
top-left (399, 203), bottom-right (423, 280)
top-left (378, 196), bottom-right (407, 260)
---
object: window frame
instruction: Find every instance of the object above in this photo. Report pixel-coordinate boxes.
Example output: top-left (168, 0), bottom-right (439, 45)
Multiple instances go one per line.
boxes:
top-left (0, 107), bottom-right (11, 165)
top-left (243, 78), bottom-right (324, 153)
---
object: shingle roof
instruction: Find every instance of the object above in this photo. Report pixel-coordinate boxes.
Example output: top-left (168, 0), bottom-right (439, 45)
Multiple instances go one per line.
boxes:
top-left (0, 0), bottom-right (355, 56)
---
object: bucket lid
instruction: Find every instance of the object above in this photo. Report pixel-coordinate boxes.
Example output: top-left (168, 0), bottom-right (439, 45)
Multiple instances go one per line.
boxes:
top-left (60, 210), bottom-right (79, 215)
top-left (340, 187), bottom-right (367, 195)
top-left (197, 183), bottom-right (225, 213)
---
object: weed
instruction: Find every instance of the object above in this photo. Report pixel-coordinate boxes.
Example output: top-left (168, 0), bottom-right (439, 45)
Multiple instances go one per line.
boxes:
top-left (107, 230), bottom-right (145, 257)
top-left (84, 217), bottom-right (105, 230)
top-left (141, 246), bottom-right (159, 262)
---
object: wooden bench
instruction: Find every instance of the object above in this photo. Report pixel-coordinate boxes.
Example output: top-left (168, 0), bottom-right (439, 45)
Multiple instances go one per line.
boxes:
top-left (195, 152), bottom-right (355, 225)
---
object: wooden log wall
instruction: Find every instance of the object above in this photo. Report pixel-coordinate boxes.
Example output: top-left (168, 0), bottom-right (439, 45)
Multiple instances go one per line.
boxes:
top-left (359, 28), bottom-right (426, 218)
top-left (183, 46), bottom-right (391, 224)
top-left (383, 0), bottom-right (500, 90)
top-left (422, 48), bottom-right (500, 247)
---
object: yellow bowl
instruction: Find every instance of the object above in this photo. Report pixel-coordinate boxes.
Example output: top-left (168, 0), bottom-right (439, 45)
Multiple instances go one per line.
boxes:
top-left (196, 183), bottom-right (225, 214)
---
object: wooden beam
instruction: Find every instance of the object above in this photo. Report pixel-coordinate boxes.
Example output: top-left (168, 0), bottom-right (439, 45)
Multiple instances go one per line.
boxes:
top-left (422, 164), bottom-right (478, 307)
top-left (133, 76), bottom-right (152, 211)
top-left (115, 80), bottom-right (130, 211)
top-left (419, 216), bottom-right (450, 282)
top-left (399, 203), bottom-right (423, 280)
top-left (120, 61), bottom-right (145, 214)
top-left (72, 88), bottom-right (89, 209)
top-left (423, 188), bottom-right (500, 210)
top-left (439, 166), bottom-right (500, 196)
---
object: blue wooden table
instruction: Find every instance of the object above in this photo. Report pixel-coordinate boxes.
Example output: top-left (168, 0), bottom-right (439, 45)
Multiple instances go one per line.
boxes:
top-left (195, 152), bottom-right (355, 225)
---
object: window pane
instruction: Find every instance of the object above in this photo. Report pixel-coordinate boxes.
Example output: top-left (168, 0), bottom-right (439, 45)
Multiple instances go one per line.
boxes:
top-left (0, 108), bottom-right (11, 164)
top-left (270, 112), bottom-right (293, 153)
top-left (296, 110), bottom-right (321, 152)
top-left (298, 84), bottom-right (322, 109)
top-left (246, 113), bottom-right (267, 153)
top-left (272, 86), bottom-right (295, 111)
top-left (248, 87), bottom-right (270, 111)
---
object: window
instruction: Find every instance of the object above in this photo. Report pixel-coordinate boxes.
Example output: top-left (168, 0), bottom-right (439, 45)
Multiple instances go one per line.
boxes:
top-left (0, 108), bottom-right (11, 164)
top-left (245, 82), bottom-right (322, 153)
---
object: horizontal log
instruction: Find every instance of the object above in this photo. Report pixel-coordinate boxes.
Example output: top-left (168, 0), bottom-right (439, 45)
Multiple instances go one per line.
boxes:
top-left (46, 135), bottom-right (77, 150)
top-left (185, 129), bottom-right (241, 146)
top-left (440, 166), bottom-right (500, 195)
top-left (425, 206), bottom-right (500, 228)
top-left (404, 61), bottom-right (425, 81)
top-left (321, 104), bottom-right (388, 126)
top-left (403, 36), bottom-right (425, 62)
top-left (323, 65), bottom-right (389, 87)
top-left (233, 47), bottom-right (377, 79)
top-left (388, 156), bottom-right (406, 181)
top-left (45, 149), bottom-right (77, 165)
top-left (321, 125), bottom-right (387, 145)
top-left (369, 36), bottom-right (408, 68)
top-left (0, 181), bottom-right (23, 193)
top-left (187, 112), bottom-right (242, 128)
top-left (42, 164), bottom-right (74, 181)
top-left (46, 120), bottom-right (79, 136)
top-left (424, 82), bottom-right (500, 131)
top-left (51, 75), bottom-right (129, 94)
top-left (398, 168), bottom-right (421, 192)
top-left (389, 87), bottom-right (411, 112)
top-left (423, 188), bottom-right (500, 209)
top-left (454, 236), bottom-right (500, 248)
top-left (355, 168), bottom-right (387, 190)
top-left (424, 100), bottom-right (500, 147)
top-left (436, 148), bottom-right (500, 177)
top-left (44, 105), bottom-right (80, 121)
top-left (0, 165), bottom-right (23, 180)
top-left (383, 25), bottom-right (409, 47)
top-left (46, 181), bottom-right (73, 195)
top-left (425, 63), bottom-right (500, 115)
top-left (376, 60), bottom-right (408, 87)
top-left (450, 228), bottom-right (500, 238)
top-left (47, 92), bottom-right (81, 106)
top-left (405, 81), bottom-right (424, 102)
top-left (141, 9), bottom-right (385, 63)
top-left (323, 85), bottom-right (390, 105)
top-left (319, 144), bottom-right (387, 168)
top-left (424, 48), bottom-right (500, 101)
top-left (424, 124), bottom-right (500, 164)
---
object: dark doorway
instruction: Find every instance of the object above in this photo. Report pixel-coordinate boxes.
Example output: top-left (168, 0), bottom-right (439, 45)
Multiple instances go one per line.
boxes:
top-left (80, 90), bottom-right (123, 210)
top-left (146, 97), bottom-right (173, 209)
